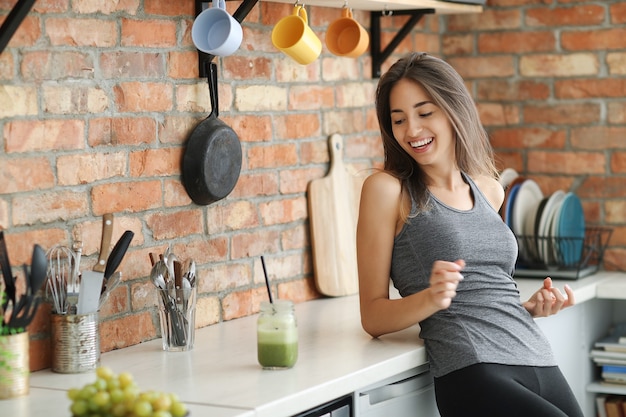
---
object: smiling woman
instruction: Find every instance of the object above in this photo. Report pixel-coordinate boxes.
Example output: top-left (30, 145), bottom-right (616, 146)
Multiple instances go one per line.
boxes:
top-left (356, 53), bottom-right (584, 417)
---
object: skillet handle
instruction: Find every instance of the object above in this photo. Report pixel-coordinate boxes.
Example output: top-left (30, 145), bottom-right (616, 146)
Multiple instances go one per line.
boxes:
top-left (208, 61), bottom-right (219, 118)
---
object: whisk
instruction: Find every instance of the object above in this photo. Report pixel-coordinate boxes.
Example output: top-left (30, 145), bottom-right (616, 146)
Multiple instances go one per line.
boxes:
top-left (46, 245), bottom-right (76, 314)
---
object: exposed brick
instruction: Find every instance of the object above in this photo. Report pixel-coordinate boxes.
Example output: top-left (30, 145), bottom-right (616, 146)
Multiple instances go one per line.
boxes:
top-left (527, 151), bottom-right (605, 174)
top-left (121, 18), bottom-right (178, 48)
top-left (0, 53), bottom-right (13, 79)
top-left (336, 82), bottom-right (376, 108)
top-left (476, 80), bottom-right (550, 101)
top-left (0, 85), bottom-right (37, 117)
top-left (323, 109), bottom-right (366, 135)
top-left (72, 0), bottom-right (139, 14)
top-left (222, 289), bottom-right (256, 321)
top-left (0, 158), bottom-right (55, 194)
top-left (478, 31), bottom-right (555, 54)
top-left (100, 52), bottom-right (166, 79)
top-left (442, 34), bottom-right (474, 56)
top-left (12, 190), bottom-right (89, 226)
top-left (229, 172), bottom-right (279, 199)
top-left (247, 143), bottom-right (298, 169)
top-left (167, 51), bottom-right (199, 79)
top-left (0, 199), bottom-right (8, 229)
top-left (277, 277), bottom-right (319, 302)
top-left (201, 262), bottom-right (253, 293)
top-left (523, 102), bottom-right (600, 125)
top-left (274, 58), bottom-right (321, 83)
top-left (478, 103), bottom-right (520, 126)
top-left (88, 117), bottom-right (157, 146)
top-left (206, 201), bottom-right (258, 234)
top-left (4, 119), bottom-right (84, 153)
top-left (281, 223), bottom-right (308, 251)
top-left (234, 85), bottom-right (287, 112)
top-left (223, 56), bottom-right (273, 80)
top-left (2, 228), bottom-right (67, 265)
top-left (555, 78), bottom-right (626, 99)
top-left (231, 229), bottom-right (281, 259)
top-left (113, 82), bottom-right (173, 112)
top-left (607, 52), bottom-right (626, 75)
top-left (448, 9), bottom-right (521, 31)
top-left (259, 196), bottom-right (308, 226)
top-left (159, 116), bottom-right (199, 145)
top-left (448, 56), bottom-right (515, 79)
top-left (274, 114), bottom-right (321, 139)
top-left (611, 3), bottom-right (626, 24)
top-left (46, 17), bottom-right (117, 47)
top-left (221, 115), bottom-right (273, 143)
top-left (5, 15), bottom-right (40, 48)
top-left (526, 5), bottom-right (605, 27)
top-left (520, 53), bottom-right (599, 77)
top-left (490, 127), bottom-right (566, 149)
top-left (99, 285), bottom-right (130, 318)
top-left (42, 84), bottom-right (109, 114)
top-left (279, 167), bottom-right (322, 194)
top-left (289, 85), bottom-right (335, 110)
top-left (608, 102), bottom-right (626, 124)
top-left (164, 179), bottom-right (193, 207)
top-left (21, 51), bottom-right (94, 81)
top-left (129, 148), bottom-right (183, 177)
top-left (144, 0), bottom-right (192, 16)
top-left (57, 152), bottom-right (127, 185)
top-left (562, 28), bottom-right (626, 51)
top-left (611, 152), bottom-right (626, 173)
top-left (99, 311), bottom-right (156, 352)
top-left (571, 127), bottom-right (626, 150)
top-left (579, 177), bottom-right (626, 199)
top-left (146, 210), bottom-right (204, 240)
top-left (195, 296), bottom-right (221, 328)
top-left (91, 180), bottom-right (162, 214)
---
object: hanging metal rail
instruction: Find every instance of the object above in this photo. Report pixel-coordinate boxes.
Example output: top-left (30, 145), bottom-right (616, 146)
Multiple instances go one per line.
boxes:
top-left (0, 0), bottom-right (37, 55)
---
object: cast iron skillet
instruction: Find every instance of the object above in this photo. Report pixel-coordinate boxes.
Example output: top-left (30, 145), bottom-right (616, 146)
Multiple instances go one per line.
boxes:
top-left (182, 62), bottom-right (242, 205)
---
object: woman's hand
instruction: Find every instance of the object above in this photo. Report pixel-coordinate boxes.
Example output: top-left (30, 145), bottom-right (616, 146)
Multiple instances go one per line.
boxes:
top-left (428, 259), bottom-right (465, 311)
top-left (523, 277), bottom-right (575, 317)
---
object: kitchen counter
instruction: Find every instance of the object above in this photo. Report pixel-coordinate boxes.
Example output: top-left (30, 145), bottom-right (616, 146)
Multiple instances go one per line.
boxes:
top-left (5, 271), bottom-right (625, 416)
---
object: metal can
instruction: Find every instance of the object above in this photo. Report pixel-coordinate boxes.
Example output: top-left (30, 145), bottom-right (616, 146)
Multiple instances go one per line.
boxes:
top-left (51, 312), bottom-right (100, 373)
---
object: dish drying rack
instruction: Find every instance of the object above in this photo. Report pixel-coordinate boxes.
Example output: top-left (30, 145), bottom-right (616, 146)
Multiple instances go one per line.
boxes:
top-left (513, 227), bottom-right (612, 280)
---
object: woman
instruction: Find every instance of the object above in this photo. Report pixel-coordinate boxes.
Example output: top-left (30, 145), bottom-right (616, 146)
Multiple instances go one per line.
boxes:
top-left (356, 52), bottom-right (583, 417)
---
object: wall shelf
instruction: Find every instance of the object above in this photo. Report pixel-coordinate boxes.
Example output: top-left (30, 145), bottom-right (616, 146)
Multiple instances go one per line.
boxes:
top-left (195, 0), bottom-right (483, 78)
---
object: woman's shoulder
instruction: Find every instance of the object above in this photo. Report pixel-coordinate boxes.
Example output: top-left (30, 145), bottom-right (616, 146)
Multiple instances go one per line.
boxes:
top-left (363, 171), bottom-right (402, 196)
top-left (470, 174), bottom-right (505, 211)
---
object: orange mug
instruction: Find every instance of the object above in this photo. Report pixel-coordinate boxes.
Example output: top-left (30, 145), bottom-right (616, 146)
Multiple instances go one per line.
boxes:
top-left (271, 6), bottom-right (322, 65)
top-left (326, 7), bottom-right (369, 58)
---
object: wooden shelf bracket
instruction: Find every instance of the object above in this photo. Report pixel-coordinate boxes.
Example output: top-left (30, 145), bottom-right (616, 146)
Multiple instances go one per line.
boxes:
top-left (369, 8), bottom-right (434, 78)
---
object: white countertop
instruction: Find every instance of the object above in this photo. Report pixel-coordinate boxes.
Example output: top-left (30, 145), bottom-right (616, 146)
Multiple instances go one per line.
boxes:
top-left (6, 271), bottom-right (626, 417)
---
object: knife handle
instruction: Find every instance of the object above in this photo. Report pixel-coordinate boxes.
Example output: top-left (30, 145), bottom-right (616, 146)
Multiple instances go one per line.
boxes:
top-left (93, 214), bottom-right (114, 273)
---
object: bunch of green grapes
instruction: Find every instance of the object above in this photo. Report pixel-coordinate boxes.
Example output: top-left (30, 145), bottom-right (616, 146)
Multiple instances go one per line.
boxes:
top-left (67, 366), bottom-right (188, 417)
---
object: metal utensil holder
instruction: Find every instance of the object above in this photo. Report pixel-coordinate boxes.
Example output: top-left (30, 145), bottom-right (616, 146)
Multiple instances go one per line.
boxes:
top-left (51, 312), bottom-right (100, 373)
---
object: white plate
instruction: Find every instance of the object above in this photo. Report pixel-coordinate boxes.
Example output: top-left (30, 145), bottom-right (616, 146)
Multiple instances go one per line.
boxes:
top-left (538, 190), bottom-right (565, 265)
top-left (523, 196), bottom-right (545, 263)
top-left (512, 179), bottom-right (543, 261)
top-left (499, 168), bottom-right (519, 189)
top-left (512, 179), bottom-right (543, 237)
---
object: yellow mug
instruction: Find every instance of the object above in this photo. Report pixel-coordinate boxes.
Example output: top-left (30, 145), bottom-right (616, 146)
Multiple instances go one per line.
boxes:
top-left (326, 7), bottom-right (369, 58)
top-left (271, 6), bottom-right (322, 65)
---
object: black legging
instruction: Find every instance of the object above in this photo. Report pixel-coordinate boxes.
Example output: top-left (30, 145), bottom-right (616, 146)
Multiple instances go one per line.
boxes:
top-left (434, 363), bottom-right (584, 417)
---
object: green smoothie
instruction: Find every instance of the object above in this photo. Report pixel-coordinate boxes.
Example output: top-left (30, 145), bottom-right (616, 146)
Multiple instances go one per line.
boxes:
top-left (257, 302), bottom-right (298, 369)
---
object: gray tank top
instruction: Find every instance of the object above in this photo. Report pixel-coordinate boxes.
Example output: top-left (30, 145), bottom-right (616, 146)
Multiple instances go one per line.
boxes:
top-left (390, 173), bottom-right (555, 377)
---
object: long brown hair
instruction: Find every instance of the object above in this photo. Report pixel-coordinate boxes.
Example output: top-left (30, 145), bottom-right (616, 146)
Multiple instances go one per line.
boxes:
top-left (375, 52), bottom-right (498, 217)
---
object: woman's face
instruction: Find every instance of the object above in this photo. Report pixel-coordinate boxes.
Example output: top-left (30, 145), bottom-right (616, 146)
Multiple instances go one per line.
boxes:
top-left (388, 78), bottom-right (455, 169)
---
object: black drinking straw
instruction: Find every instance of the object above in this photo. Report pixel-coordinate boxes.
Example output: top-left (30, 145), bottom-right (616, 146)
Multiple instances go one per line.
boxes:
top-left (261, 255), bottom-right (273, 303)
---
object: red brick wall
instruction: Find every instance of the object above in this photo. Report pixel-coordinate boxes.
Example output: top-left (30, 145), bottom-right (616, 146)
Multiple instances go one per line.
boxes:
top-left (0, 0), bottom-right (624, 370)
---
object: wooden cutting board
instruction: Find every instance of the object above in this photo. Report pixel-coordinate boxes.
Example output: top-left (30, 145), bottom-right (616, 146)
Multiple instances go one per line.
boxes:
top-left (308, 133), bottom-right (366, 297)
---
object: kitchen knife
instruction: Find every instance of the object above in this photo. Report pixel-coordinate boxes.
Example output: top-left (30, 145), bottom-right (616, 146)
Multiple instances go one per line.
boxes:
top-left (104, 230), bottom-right (134, 281)
top-left (77, 270), bottom-right (104, 315)
top-left (93, 214), bottom-right (114, 273)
